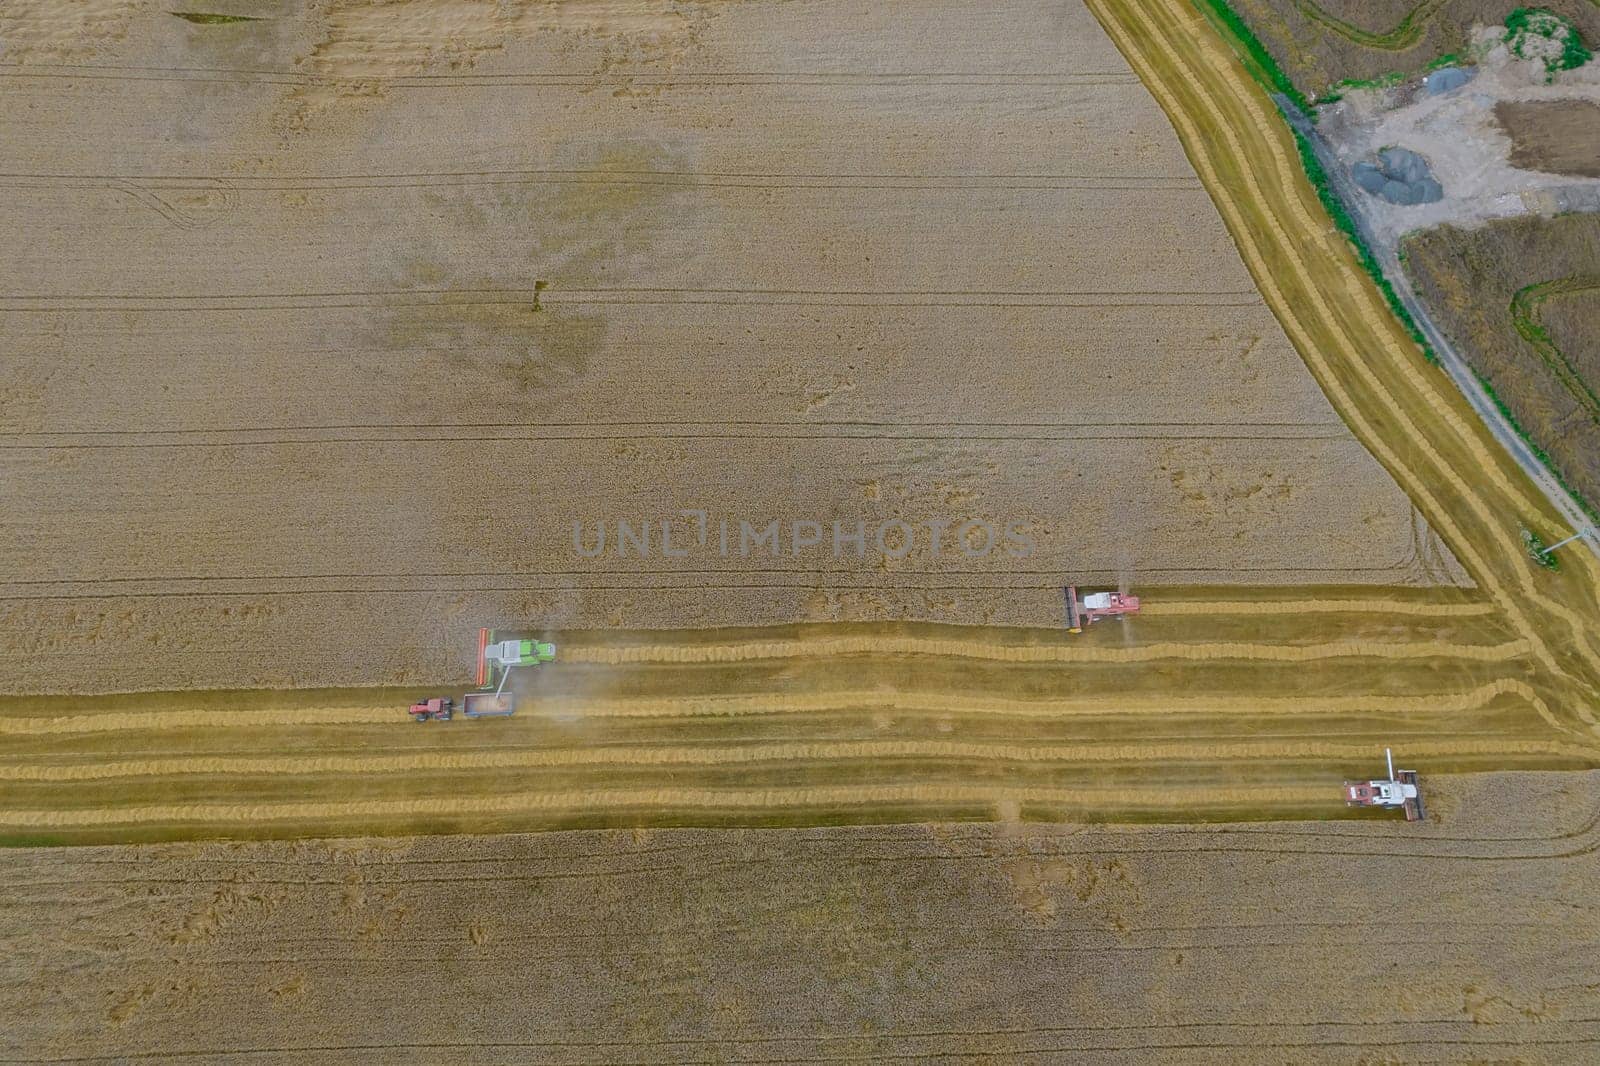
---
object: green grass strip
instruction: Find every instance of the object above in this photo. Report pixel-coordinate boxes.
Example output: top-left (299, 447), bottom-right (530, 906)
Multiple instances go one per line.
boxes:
top-left (1510, 275), bottom-right (1600, 421)
top-left (1320, 51), bottom-right (1468, 103)
top-left (1291, 0), bottom-right (1449, 51)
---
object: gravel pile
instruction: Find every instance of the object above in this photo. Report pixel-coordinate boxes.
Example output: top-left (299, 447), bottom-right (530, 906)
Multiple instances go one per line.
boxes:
top-left (1353, 146), bottom-right (1445, 204)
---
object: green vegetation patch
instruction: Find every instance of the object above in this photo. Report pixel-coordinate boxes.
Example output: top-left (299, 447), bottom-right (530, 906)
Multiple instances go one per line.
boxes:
top-left (1505, 8), bottom-right (1593, 79)
top-left (170, 11), bottom-right (262, 25)
top-left (1292, 0), bottom-right (1450, 51)
top-left (1510, 275), bottom-right (1600, 420)
top-left (1320, 51), bottom-right (1468, 104)
top-left (1521, 526), bottom-right (1562, 569)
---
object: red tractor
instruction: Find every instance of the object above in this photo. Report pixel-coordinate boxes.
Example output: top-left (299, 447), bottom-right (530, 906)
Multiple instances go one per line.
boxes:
top-left (408, 697), bottom-right (454, 723)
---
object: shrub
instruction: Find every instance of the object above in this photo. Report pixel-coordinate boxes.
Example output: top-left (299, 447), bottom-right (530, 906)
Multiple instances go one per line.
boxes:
top-left (1505, 8), bottom-right (1592, 80)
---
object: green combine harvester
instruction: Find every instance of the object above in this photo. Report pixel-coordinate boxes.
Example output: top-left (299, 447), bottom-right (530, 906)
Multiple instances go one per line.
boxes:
top-left (407, 628), bottom-right (556, 722)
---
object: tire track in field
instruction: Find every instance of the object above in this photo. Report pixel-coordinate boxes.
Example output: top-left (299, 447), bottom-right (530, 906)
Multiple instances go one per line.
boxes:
top-left (5, 737), bottom-right (1587, 783)
top-left (1091, 0), bottom-right (1600, 694)
top-left (1291, 0), bottom-right (1449, 51)
top-left (1510, 274), bottom-right (1600, 421)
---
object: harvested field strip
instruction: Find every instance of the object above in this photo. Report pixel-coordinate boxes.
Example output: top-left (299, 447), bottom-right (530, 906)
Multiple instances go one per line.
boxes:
top-left (1510, 274), bottom-right (1600, 420)
top-left (565, 636), bottom-right (1530, 666)
top-left (1, 603), bottom-right (1583, 839)
top-left (6, 737), bottom-right (1588, 783)
top-left (0, 783), bottom-right (1347, 829)
top-left (0, 679), bottom-right (1532, 733)
top-left (0, 706), bottom-right (397, 735)
top-left (540, 678), bottom-right (1543, 721)
top-left (1093, 0), bottom-right (1600, 690)
top-left (1290, 0), bottom-right (1448, 51)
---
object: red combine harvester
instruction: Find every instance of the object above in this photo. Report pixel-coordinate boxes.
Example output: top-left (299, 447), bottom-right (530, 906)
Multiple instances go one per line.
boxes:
top-left (1064, 585), bottom-right (1141, 633)
top-left (1345, 748), bottom-right (1424, 821)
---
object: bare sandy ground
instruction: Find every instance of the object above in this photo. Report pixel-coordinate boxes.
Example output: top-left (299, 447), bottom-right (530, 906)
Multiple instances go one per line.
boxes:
top-left (0, 0), bottom-right (1463, 695)
top-left (3, 769), bottom-right (1597, 1064)
top-left (1317, 25), bottom-right (1600, 247)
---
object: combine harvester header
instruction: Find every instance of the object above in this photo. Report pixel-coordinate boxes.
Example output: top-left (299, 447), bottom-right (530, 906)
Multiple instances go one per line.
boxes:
top-left (409, 628), bottom-right (555, 723)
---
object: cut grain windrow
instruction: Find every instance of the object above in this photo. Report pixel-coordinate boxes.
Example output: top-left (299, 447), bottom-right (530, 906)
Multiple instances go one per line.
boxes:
top-left (554, 678), bottom-right (1540, 720)
top-left (565, 636), bottom-right (1529, 666)
top-left (4, 735), bottom-right (1589, 784)
top-left (1143, 597), bottom-right (1496, 617)
top-left (0, 782), bottom-right (1335, 828)
top-left (0, 706), bottom-right (395, 735)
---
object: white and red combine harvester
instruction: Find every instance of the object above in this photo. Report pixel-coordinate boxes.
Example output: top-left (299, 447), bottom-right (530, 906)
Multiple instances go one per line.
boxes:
top-left (1064, 585), bottom-right (1141, 633)
top-left (1345, 748), bottom-right (1425, 821)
